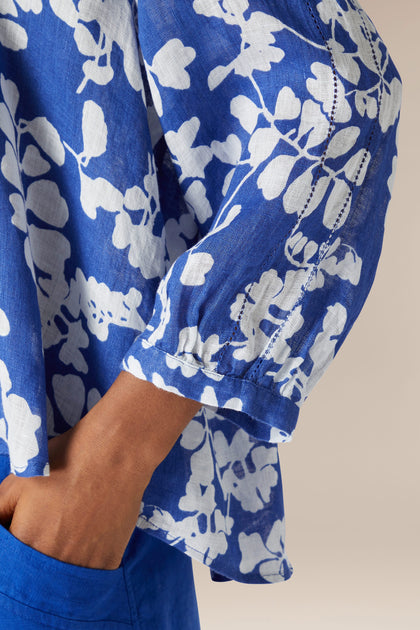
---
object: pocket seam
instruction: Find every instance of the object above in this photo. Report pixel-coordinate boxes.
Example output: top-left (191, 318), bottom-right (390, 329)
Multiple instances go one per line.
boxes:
top-left (0, 589), bottom-right (132, 627)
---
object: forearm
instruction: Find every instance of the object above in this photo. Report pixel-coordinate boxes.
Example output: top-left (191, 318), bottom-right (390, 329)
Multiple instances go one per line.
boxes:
top-left (68, 370), bottom-right (203, 488)
top-left (0, 371), bottom-right (203, 570)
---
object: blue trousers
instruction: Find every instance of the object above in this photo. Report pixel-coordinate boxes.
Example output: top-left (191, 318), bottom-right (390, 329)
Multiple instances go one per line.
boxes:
top-left (0, 460), bottom-right (201, 630)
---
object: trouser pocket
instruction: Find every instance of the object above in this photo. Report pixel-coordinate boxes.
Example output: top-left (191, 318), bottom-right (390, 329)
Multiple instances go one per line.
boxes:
top-left (0, 523), bottom-right (132, 629)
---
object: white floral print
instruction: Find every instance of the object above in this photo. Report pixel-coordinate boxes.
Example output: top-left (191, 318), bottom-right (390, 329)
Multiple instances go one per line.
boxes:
top-left (0, 0), bottom-right (401, 583)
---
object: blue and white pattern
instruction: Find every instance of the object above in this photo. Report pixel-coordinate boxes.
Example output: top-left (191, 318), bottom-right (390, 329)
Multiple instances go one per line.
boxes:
top-left (0, 0), bottom-right (401, 583)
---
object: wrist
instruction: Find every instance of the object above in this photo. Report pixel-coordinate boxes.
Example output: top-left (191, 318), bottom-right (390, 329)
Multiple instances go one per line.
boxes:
top-left (76, 371), bottom-right (202, 479)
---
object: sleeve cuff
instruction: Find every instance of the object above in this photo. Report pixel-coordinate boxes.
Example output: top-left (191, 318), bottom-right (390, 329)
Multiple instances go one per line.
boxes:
top-left (120, 336), bottom-right (300, 444)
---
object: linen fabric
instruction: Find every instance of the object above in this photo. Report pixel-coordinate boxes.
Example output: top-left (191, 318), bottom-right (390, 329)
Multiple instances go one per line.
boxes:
top-left (0, 0), bottom-right (401, 585)
top-left (0, 459), bottom-right (201, 630)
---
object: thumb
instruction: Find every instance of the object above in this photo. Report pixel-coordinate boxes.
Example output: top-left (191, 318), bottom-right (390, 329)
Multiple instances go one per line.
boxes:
top-left (0, 474), bottom-right (24, 528)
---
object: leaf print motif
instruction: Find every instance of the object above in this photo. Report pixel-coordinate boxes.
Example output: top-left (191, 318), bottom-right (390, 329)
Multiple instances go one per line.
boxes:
top-left (164, 212), bottom-right (199, 265)
top-left (228, 269), bottom-right (287, 363)
top-left (379, 77), bottom-right (403, 133)
top-left (307, 62), bottom-right (352, 123)
top-left (0, 308), bottom-right (10, 336)
top-left (292, 304), bottom-right (347, 403)
top-left (331, 41), bottom-right (361, 85)
top-left (138, 504), bottom-right (233, 566)
top-left (58, 319), bottom-right (90, 374)
top-left (286, 231), bottom-right (319, 268)
top-left (21, 117), bottom-right (65, 166)
top-left (0, 74), bottom-right (19, 120)
top-left (326, 126), bottom-right (360, 159)
top-left (148, 39), bottom-right (196, 90)
top-left (0, 0), bottom-right (19, 16)
top-left (183, 180), bottom-right (214, 225)
top-left (0, 18), bottom-right (27, 50)
top-left (318, 237), bottom-right (362, 285)
top-left (9, 192), bottom-right (26, 230)
top-left (322, 177), bottom-right (352, 230)
top-left (210, 134), bottom-right (242, 166)
top-left (65, 101), bottom-right (166, 279)
top-left (14, 0), bottom-right (42, 13)
top-left (315, 0), bottom-right (402, 133)
top-left (112, 208), bottom-right (166, 279)
top-left (355, 92), bottom-right (377, 119)
top-left (48, 0), bottom-right (78, 26)
top-left (0, 360), bottom-right (41, 474)
top-left (0, 0), bottom-right (41, 50)
top-left (49, 373), bottom-right (100, 435)
top-left (165, 117), bottom-right (212, 182)
top-left (297, 99), bottom-right (330, 151)
top-left (26, 180), bottom-right (69, 227)
top-left (265, 302), bottom-right (347, 402)
top-left (283, 169), bottom-right (330, 216)
top-left (0, 78), bottom-right (153, 380)
top-left (213, 429), bottom-right (279, 512)
top-left (257, 154), bottom-right (297, 201)
top-left (180, 419), bottom-right (206, 451)
top-left (318, 0), bottom-right (379, 74)
top-left (274, 86), bottom-right (301, 120)
top-left (65, 268), bottom-right (145, 343)
top-left (29, 225), bottom-right (71, 297)
top-left (50, 0), bottom-right (142, 94)
top-left (1, 140), bottom-right (22, 192)
top-left (179, 252), bottom-right (214, 286)
top-left (0, 0), bottom-right (402, 584)
top-left (78, 172), bottom-right (124, 219)
top-left (194, 0), bottom-right (285, 89)
top-left (81, 100), bottom-right (107, 162)
top-left (230, 95), bottom-right (261, 134)
top-left (0, 103), bottom-right (15, 145)
top-left (21, 145), bottom-right (50, 177)
top-left (238, 518), bottom-right (287, 582)
top-left (73, 21), bottom-right (97, 57)
top-left (137, 407), bottom-right (249, 566)
top-left (342, 148), bottom-right (371, 186)
top-left (247, 127), bottom-right (281, 168)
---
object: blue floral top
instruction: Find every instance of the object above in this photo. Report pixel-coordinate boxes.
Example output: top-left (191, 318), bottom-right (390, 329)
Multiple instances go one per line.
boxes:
top-left (0, 0), bottom-right (401, 583)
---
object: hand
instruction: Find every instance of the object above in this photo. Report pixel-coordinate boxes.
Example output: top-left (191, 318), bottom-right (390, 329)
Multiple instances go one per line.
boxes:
top-left (0, 424), bottom-right (150, 570)
top-left (0, 371), bottom-right (201, 570)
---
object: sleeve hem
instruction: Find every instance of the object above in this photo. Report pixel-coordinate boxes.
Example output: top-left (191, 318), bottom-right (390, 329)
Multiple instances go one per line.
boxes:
top-left (120, 337), bottom-right (300, 443)
top-left (136, 510), bottom-right (294, 584)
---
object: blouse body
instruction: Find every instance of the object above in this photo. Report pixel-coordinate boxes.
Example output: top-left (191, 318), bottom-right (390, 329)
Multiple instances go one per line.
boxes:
top-left (0, 0), bottom-right (401, 583)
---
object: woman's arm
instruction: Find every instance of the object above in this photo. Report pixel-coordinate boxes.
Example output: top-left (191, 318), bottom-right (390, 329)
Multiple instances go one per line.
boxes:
top-left (0, 372), bottom-right (202, 570)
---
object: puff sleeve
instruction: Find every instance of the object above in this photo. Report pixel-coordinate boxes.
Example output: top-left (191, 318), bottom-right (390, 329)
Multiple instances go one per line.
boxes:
top-left (120, 0), bottom-right (402, 443)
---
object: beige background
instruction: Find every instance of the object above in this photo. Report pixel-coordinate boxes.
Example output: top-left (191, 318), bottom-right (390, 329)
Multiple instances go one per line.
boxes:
top-left (193, 2), bottom-right (420, 628)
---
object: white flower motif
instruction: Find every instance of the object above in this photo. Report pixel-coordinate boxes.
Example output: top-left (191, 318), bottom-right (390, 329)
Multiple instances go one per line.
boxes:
top-left (148, 39), bottom-right (196, 90)
top-left (180, 252), bottom-right (214, 286)
top-left (65, 268), bottom-right (145, 342)
top-left (165, 117), bottom-right (213, 182)
top-left (214, 428), bottom-right (279, 512)
top-left (238, 518), bottom-right (287, 581)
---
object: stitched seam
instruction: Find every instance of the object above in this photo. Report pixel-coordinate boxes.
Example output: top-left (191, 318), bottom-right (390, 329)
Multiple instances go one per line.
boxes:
top-left (246, 2), bottom-right (339, 381)
top-left (215, 5), bottom-right (335, 368)
top-left (137, 338), bottom-right (300, 420)
top-left (0, 589), bottom-right (132, 627)
top-left (121, 561), bottom-right (137, 629)
top-left (249, 5), bottom-right (385, 386)
top-left (136, 514), bottom-right (289, 580)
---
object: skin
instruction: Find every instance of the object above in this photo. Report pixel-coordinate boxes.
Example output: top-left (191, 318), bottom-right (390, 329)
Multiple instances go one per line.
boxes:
top-left (0, 370), bottom-right (202, 570)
